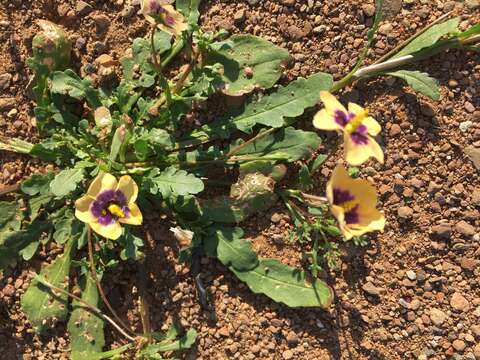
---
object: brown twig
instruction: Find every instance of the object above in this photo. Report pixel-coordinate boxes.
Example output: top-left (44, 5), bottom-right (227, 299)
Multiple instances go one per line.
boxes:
top-left (36, 274), bottom-right (136, 342)
top-left (138, 232), bottom-right (153, 343)
top-left (87, 226), bottom-right (137, 337)
top-left (226, 128), bottom-right (277, 158)
top-left (0, 183), bottom-right (20, 196)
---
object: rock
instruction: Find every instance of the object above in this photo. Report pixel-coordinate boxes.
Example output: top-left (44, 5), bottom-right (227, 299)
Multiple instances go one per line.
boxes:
top-left (362, 282), bottom-right (380, 296)
top-left (75, 37), bottom-right (87, 50)
top-left (0, 73), bottom-right (12, 90)
top-left (233, 9), bottom-right (246, 23)
top-left (450, 292), bottom-right (470, 312)
top-left (453, 339), bottom-right (466, 352)
top-left (460, 257), bottom-right (478, 272)
top-left (475, 344), bottom-right (480, 359)
top-left (398, 206), bottom-right (414, 219)
top-left (362, 4), bottom-right (376, 17)
top-left (448, 79), bottom-right (459, 88)
top-left (378, 23), bottom-right (393, 35)
top-left (271, 213), bottom-right (282, 224)
top-left (420, 104), bottom-right (435, 117)
top-left (76, 0), bottom-right (93, 16)
top-left (382, 0), bottom-right (402, 17)
top-left (406, 270), bottom-right (416, 281)
top-left (465, 146), bottom-right (480, 171)
top-left (455, 220), bottom-right (476, 237)
top-left (466, 0), bottom-right (480, 9)
top-left (218, 326), bottom-right (230, 337)
top-left (0, 97), bottom-right (16, 111)
top-left (389, 124), bottom-right (401, 137)
top-left (472, 188), bottom-right (480, 206)
top-left (472, 324), bottom-right (480, 338)
top-left (282, 350), bottom-right (294, 360)
top-left (92, 14), bottom-right (110, 35)
top-left (464, 102), bottom-right (476, 114)
top-left (286, 331), bottom-right (299, 347)
top-left (460, 121), bottom-right (473, 133)
top-left (281, 0), bottom-right (295, 5)
top-left (431, 224), bottom-right (452, 239)
top-left (430, 308), bottom-right (447, 326)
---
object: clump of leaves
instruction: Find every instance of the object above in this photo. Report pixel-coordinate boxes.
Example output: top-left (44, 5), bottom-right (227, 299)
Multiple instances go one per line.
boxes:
top-left (0, 0), bottom-right (479, 356)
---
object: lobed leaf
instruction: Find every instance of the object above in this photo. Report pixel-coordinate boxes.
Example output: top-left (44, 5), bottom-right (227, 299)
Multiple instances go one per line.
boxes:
top-left (386, 70), bottom-right (440, 101)
top-left (206, 35), bottom-right (291, 96)
top-left (21, 237), bottom-right (75, 334)
top-left (231, 258), bottom-right (333, 308)
top-left (51, 69), bottom-right (101, 107)
top-left (176, 0), bottom-right (201, 26)
top-left (145, 166), bottom-right (204, 198)
top-left (21, 172), bottom-right (55, 196)
top-left (204, 227), bottom-right (259, 271)
top-left (68, 274), bottom-right (105, 360)
top-left (50, 168), bottom-right (85, 198)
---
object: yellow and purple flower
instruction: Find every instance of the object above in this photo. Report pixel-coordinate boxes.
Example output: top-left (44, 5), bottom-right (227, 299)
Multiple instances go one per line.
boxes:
top-left (139, 0), bottom-right (187, 36)
top-left (75, 173), bottom-right (143, 240)
top-left (326, 165), bottom-right (385, 240)
top-left (313, 91), bottom-right (384, 166)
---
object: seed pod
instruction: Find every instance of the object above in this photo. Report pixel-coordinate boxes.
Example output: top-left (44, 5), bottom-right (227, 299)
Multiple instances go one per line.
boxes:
top-left (32, 20), bottom-right (71, 71)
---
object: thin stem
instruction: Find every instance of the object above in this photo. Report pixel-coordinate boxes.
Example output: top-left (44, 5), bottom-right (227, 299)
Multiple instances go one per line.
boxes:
top-left (300, 192), bottom-right (329, 204)
top-left (226, 128), bottom-right (276, 158)
top-left (87, 227), bottom-right (137, 337)
top-left (150, 26), bottom-right (172, 107)
top-left (36, 275), bottom-right (136, 342)
top-left (373, 11), bottom-right (454, 64)
top-left (311, 232), bottom-right (319, 278)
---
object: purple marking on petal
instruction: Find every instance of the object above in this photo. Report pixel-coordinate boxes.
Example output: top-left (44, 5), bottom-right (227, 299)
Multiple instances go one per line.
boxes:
top-left (345, 205), bottom-right (359, 224)
top-left (90, 189), bottom-right (128, 220)
top-left (149, 2), bottom-right (165, 14)
top-left (334, 110), bottom-right (350, 127)
top-left (98, 213), bottom-right (115, 226)
top-left (350, 131), bottom-right (369, 145)
top-left (333, 188), bottom-right (355, 206)
top-left (164, 14), bottom-right (176, 26)
top-left (122, 206), bottom-right (131, 219)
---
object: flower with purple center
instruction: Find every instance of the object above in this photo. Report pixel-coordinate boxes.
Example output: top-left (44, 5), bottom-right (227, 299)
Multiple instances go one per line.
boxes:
top-left (314, 91), bottom-right (384, 166)
top-left (139, 1), bottom-right (187, 36)
top-left (327, 165), bottom-right (385, 240)
top-left (75, 173), bottom-right (142, 240)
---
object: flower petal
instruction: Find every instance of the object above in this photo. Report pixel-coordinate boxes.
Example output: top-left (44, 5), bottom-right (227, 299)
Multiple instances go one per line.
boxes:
top-left (90, 221), bottom-right (123, 240)
top-left (116, 176), bottom-right (138, 203)
top-left (313, 109), bottom-right (343, 131)
top-left (159, 5), bottom-right (187, 35)
top-left (87, 173), bottom-right (118, 198)
top-left (344, 132), bottom-right (384, 166)
top-left (320, 91), bottom-right (347, 115)
top-left (326, 165), bottom-right (353, 202)
top-left (348, 103), bottom-right (381, 136)
top-left (75, 196), bottom-right (96, 223)
top-left (119, 203), bottom-right (143, 225)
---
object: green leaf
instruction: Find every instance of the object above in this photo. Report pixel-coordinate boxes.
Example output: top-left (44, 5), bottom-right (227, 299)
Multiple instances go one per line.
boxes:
top-left (298, 164), bottom-right (313, 190)
top-left (201, 172), bottom-right (277, 223)
top-left (119, 232), bottom-right (144, 261)
top-left (52, 210), bottom-right (83, 245)
top-left (0, 221), bottom-right (51, 270)
top-left (19, 241), bottom-right (40, 261)
top-left (392, 17), bottom-right (460, 59)
top-left (183, 73), bottom-right (333, 143)
top-left (232, 127), bottom-right (322, 163)
top-left (310, 154), bottom-right (327, 174)
top-left (0, 201), bottom-right (22, 244)
top-left (139, 329), bottom-right (197, 356)
top-left (231, 259), bottom-right (333, 308)
top-left (50, 168), bottom-right (85, 197)
top-left (68, 274), bottom-right (105, 359)
top-left (145, 167), bottom-right (204, 198)
top-left (21, 238), bottom-right (75, 334)
top-left (206, 35), bottom-right (291, 96)
top-left (386, 70), bottom-right (440, 101)
top-left (204, 227), bottom-right (258, 271)
top-left (51, 69), bottom-right (100, 107)
top-left (232, 72), bottom-right (333, 132)
top-left (176, 0), bottom-right (201, 26)
top-left (21, 172), bottom-right (55, 196)
top-left (29, 194), bottom-right (53, 221)
top-left (458, 23), bottom-right (480, 39)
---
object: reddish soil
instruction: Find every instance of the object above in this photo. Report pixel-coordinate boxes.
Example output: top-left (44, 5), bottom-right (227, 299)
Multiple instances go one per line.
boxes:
top-left (1, 0), bottom-right (480, 359)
